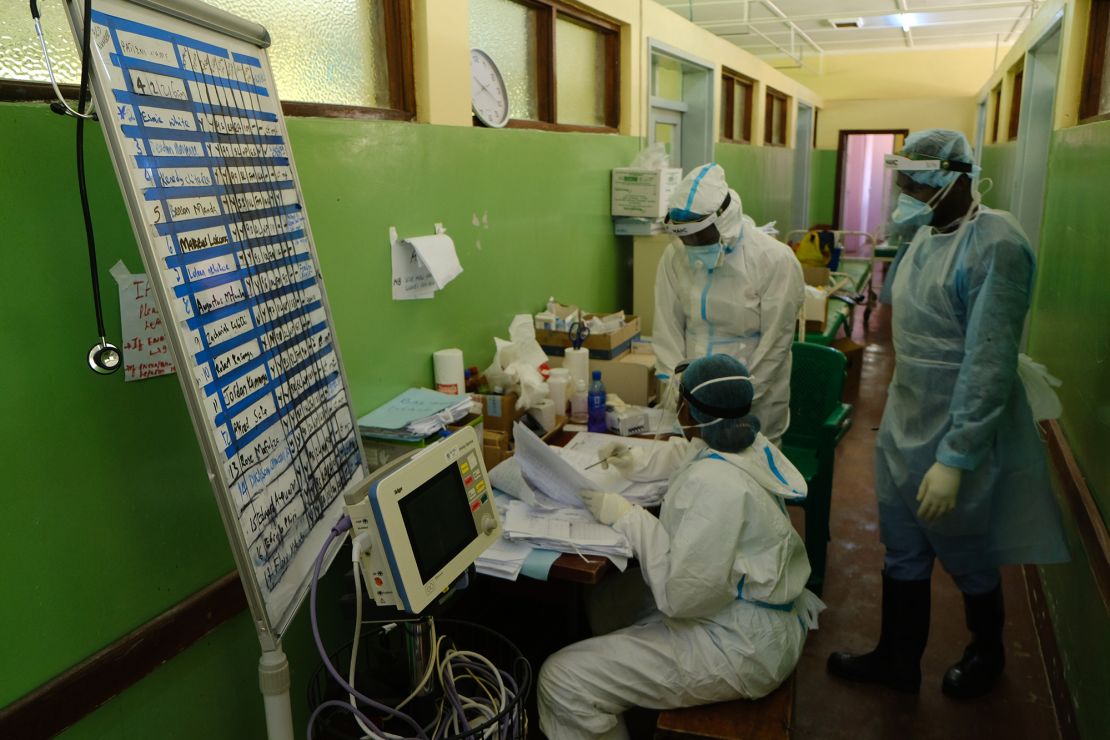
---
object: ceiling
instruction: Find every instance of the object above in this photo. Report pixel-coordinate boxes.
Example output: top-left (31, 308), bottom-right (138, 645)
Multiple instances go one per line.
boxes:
top-left (656, 0), bottom-right (1042, 65)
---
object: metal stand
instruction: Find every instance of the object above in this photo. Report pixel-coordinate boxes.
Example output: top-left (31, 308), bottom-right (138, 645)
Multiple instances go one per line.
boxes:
top-left (259, 647), bottom-right (295, 740)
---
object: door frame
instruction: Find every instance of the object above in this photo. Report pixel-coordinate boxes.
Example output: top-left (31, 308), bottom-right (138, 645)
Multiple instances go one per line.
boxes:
top-left (833, 128), bottom-right (909, 230)
top-left (792, 102), bottom-right (815, 233)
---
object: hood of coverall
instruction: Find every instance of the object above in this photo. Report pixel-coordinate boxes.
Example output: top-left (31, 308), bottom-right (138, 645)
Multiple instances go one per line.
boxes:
top-left (667, 163), bottom-right (745, 247)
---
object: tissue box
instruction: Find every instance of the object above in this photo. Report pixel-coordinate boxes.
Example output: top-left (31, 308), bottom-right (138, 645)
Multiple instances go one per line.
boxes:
top-left (612, 168), bottom-right (682, 218)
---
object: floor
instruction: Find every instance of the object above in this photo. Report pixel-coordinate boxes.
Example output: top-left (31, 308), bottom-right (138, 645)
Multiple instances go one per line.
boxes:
top-left (791, 300), bottom-right (1062, 740)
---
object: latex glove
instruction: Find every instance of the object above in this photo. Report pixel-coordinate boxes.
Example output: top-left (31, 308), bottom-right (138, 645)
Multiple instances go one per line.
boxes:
top-left (597, 441), bottom-right (635, 473)
top-left (916, 462), bottom-right (962, 521)
top-left (580, 490), bottom-right (633, 525)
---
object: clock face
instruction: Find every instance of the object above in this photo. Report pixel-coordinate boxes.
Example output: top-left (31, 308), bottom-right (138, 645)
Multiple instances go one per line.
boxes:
top-left (471, 49), bottom-right (510, 128)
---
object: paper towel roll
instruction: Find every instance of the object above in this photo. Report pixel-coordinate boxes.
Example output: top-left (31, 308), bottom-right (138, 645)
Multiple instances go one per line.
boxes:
top-left (565, 348), bottom-right (590, 391)
top-left (433, 348), bottom-right (465, 395)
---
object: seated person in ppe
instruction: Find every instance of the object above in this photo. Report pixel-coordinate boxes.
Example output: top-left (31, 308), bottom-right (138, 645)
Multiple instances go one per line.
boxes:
top-left (654, 163), bottom-right (804, 446)
top-left (537, 355), bottom-right (824, 740)
top-left (827, 129), bottom-right (1068, 699)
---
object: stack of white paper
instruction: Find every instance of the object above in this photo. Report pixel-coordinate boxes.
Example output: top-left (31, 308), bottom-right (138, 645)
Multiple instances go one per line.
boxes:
top-left (358, 388), bottom-right (473, 440)
top-left (475, 537), bottom-right (535, 581)
top-left (560, 433), bottom-right (671, 507)
top-left (502, 499), bottom-right (631, 569)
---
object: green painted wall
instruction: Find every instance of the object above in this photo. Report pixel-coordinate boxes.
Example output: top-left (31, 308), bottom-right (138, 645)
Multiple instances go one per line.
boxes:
top-left (1027, 120), bottom-right (1110, 740)
top-left (808, 148), bottom-right (838, 227)
top-left (979, 142), bottom-right (1018, 211)
top-left (0, 102), bottom-right (637, 737)
top-left (714, 142), bottom-right (795, 232)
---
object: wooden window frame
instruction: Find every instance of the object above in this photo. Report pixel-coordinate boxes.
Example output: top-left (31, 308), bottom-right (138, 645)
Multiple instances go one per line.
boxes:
top-left (1, 0), bottom-right (416, 120)
top-left (720, 69), bottom-right (753, 144)
top-left (990, 84), bottom-right (1002, 143)
top-left (1080, 0), bottom-right (1110, 123)
top-left (494, 0), bottom-right (619, 133)
top-left (764, 86), bottom-right (788, 147)
top-left (1008, 67), bottom-right (1024, 141)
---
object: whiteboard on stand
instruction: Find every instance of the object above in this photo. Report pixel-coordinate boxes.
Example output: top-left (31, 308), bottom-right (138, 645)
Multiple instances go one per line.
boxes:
top-left (65, 0), bottom-right (368, 647)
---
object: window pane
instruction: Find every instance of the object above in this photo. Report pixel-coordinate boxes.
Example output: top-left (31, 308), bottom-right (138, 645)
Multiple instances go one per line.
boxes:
top-left (771, 98), bottom-right (784, 145)
top-left (470, 0), bottom-right (539, 121)
top-left (207, 0), bottom-right (390, 107)
top-left (734, 84), bottom-right (749, 141)
top-left (652, 54), bottom-right (683, 101)
top-left (556, 18), bottom-right (605, 126)
top-left (0, 2), bottom-right (82, 84)
top-left (1100, 28), bottom-right (1110, 114)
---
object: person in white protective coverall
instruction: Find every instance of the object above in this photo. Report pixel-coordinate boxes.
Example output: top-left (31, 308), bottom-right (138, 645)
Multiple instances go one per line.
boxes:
top-left (537, 355), bottom-right (824, 740)
top-left (827, 129), bottom-right (1068, 699)
top-left (653, 163), bottom-right (804, 446)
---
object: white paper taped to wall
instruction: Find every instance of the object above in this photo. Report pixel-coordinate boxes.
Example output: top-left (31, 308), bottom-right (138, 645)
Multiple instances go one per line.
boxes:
top-left (390, 226), bottom-right (436, 300)
top-left (110, 260), bottom-right (177, 382)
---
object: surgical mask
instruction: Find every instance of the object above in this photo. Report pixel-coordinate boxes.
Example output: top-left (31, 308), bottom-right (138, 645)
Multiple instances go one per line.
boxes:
top-left (890, 176), bottom-right (957, 227)
top-left (686, 243), bottom-right (723, 271)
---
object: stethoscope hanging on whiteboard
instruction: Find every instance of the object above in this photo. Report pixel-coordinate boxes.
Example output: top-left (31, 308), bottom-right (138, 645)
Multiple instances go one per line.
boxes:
top-left (31, 0), bottom-right (121, 374)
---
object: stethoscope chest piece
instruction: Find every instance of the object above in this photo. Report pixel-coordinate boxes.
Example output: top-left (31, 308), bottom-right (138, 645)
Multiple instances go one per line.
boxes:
top-left (88, 339), bottom-right (122, 374)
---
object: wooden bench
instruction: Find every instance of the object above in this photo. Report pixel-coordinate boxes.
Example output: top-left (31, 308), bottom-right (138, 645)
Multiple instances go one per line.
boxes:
top-left (654, 674), bottom-right (795, 739)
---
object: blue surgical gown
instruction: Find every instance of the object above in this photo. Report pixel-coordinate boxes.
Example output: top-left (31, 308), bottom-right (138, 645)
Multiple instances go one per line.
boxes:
top-left (876, 207), bottom-right (1068, 574)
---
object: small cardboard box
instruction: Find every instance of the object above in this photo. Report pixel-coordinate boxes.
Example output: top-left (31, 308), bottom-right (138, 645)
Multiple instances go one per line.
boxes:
top-left (802, 265), bottom-right (831, 287)
top-left (482, 429), bottom-right (511, 471)
top-left (831, 338), bottom-right (865, 401)
top-left (612, 168), bottom-right (682, 218)
top-left (547, 352), bottom-right (659, 407)
top-left (475, 392), bottom-right (524, 433)
top-left (804, 287), bottom-right (830, 332)
top-left (537, 314), bottom-right (642, 360)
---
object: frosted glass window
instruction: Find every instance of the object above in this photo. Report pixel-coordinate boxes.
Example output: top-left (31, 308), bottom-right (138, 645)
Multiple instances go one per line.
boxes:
top-left (653, 55), bottom-right (683, 101)
top-left (556, 18), bottom-right (604, 127)
top-left (734, 82), bottom-right (751, 140)
top-left (0, 3), bottom-right (82, 84)
top-left (2, 0), bottom-right (394, 109)
top-left (470, 0), bottom-right (539, 121)
top-left (1099, 26), bottom-right (1110, 115)
top-left (206, 0), bottom-right (390, 108)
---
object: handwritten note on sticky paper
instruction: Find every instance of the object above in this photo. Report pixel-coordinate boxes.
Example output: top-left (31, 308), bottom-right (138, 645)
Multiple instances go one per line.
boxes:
top-left (405, 233), bottom-right (463, 290)
top-left (111, 260), bottom-right (177, 382)
top-left (390, 227), bottom-right (436, 300)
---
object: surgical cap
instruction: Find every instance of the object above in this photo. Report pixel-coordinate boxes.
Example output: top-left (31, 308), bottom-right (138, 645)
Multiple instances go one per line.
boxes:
top-left (900, 129), bottom-right (976, 188)
top-left (681, 354), bottom-right (760, 453)
top-left (667, 163), bottom-right (746, 245)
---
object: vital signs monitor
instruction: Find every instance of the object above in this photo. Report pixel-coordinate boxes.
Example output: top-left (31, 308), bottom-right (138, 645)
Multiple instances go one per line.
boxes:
top-left (343, 425), bottom-right (500, 613)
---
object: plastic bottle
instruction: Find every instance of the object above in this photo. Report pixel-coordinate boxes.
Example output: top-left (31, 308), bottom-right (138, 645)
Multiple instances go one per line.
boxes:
top-left (548, 368), bottom-right (570, 416)
top-left (569, 379), bottom-right (589, 424)
top-left (587, 370), bottom-right (607, 433)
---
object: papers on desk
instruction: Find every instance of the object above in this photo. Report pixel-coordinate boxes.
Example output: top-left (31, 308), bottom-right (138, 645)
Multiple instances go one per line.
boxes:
top-left (513, 422), bottom-right (593, 508)
top-left (502, 499), bottom-right (630, 569)
top-left (358, 388), bottom-right (473, 440)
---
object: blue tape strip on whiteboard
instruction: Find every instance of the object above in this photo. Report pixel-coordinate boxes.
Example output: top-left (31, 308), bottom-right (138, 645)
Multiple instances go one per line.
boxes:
top-left (143, 179), bottom-right (296, 201)
top-left (182, 278), bottom-right (318, 333)
top-left (135, 155), bottom-right (290, 169)
top-left (110, 53), bottom-right (270, 97)
top-left (111, 88), bottom-right (278, 121)
top-left (215, 359), bottom-right (337, 428)
top-left (233, 52), bottom-right (261, 68)
top-left (153, 202), bottom-right (301, 236)
top-left (224, 361), bottom-right (340, 457)
top-left (164, 229), bottom-right (306, 268)
top-left (173, 251), bottom-right (312, 298)
top-left (201, 312), bottom-right (326, 368)
top-left (92, 10), bottom-right (231, 59)
top-left (120, 123), bottom-right (283, 145)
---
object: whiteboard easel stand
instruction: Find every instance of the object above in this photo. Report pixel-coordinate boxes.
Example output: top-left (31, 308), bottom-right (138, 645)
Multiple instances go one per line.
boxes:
top-left (61, 2), bottom-right (375, 738)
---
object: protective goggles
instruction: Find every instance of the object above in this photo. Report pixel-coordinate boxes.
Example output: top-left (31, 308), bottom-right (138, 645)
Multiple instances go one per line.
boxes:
top-left (664, 192), bottom-right (732, 238)
top-left (883, 153), bottom-right (974, 174)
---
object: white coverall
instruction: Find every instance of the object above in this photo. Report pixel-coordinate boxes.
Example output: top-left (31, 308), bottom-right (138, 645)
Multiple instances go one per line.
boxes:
top-left (537, 435), bottom-right (823, 740)
top-left (653, 208), bottom-right (804, 445)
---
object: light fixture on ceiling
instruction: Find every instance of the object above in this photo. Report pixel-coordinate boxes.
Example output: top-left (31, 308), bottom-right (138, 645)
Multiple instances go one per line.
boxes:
top-left (828, 18), bottom-right (863, 29)
top-left (897, 13), bottom-right (913, 33)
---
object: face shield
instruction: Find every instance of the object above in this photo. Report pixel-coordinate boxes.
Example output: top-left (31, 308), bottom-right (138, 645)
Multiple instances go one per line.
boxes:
top-left (883, 153), bottom-right (975, 244)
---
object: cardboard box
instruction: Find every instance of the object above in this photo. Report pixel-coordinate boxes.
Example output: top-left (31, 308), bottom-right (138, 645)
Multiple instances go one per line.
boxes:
top-left (483, 429), bottom-right (511, 471)
top-left (804, 287), bottom-right (830, 333)
top-left (802, 265), bottom-right (830, 287)
top-left (537, 314), bottom-right (642, 360)
top-left (547, 353), bottom-right (659, 407)
top-left (612, 168), bottom-right (682, 218)
top-left (831, 338), bottom-right (864, 402)
top-left (475, 392), bottom-right (524, 433)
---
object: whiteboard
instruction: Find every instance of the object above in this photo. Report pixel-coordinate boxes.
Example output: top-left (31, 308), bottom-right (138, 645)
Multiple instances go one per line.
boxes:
top-left (66, 0), bottom-right (368, 646)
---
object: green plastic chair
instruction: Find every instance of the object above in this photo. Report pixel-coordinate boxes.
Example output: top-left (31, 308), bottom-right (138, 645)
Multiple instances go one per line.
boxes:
top-left (782, 342), bottom-right (853, 597)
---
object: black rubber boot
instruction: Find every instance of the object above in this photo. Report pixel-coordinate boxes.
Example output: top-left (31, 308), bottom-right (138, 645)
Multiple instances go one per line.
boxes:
top-left (943, 585), bottom-right (1006, 699)
top-left (827, 573), bottom-right (931, 693)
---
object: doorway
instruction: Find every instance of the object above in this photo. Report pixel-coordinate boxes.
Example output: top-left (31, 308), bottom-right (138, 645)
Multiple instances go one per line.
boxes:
top-left (1011, 16), bottom-right (1062, 254)
top-left (648, 41), bottom-right (713, 172)
top-left (834, 129), bottom-right (908, 253)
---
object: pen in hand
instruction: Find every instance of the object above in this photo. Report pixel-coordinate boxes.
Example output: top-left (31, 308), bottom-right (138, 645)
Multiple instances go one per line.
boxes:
top-left (584, 455), bottom-right (617, 471)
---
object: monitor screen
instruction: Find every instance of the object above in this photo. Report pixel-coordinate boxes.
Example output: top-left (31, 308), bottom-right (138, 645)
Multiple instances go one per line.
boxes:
top-left (398, 463), bottom-right (477, 584)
